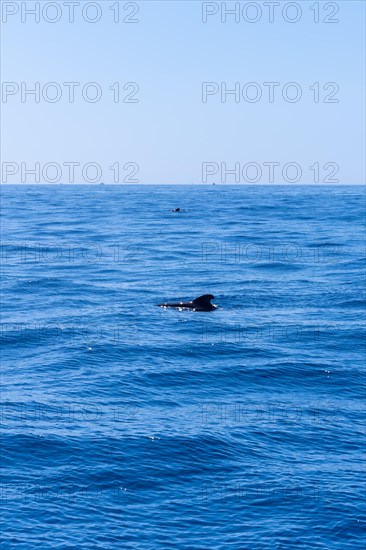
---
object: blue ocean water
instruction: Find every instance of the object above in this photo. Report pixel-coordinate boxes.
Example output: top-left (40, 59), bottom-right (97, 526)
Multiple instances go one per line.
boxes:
top-left (1, 184), bottom-right (365, 549)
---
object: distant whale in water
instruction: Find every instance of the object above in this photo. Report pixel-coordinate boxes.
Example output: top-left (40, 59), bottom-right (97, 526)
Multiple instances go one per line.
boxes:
top-left (157, 294), bottom-right (217, 311)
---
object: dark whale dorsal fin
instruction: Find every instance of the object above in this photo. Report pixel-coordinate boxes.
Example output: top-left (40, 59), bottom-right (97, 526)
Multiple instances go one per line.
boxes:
top-left (193, 294), bottom-right (214, 307)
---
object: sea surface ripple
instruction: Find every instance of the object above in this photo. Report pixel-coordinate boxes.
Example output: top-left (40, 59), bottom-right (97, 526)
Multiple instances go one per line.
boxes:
top-left (1, 185), bottom-right (365, 549)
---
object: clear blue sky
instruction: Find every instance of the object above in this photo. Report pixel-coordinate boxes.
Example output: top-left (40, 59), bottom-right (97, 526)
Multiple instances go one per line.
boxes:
top-left (1, 0), bottom-right (365, 183)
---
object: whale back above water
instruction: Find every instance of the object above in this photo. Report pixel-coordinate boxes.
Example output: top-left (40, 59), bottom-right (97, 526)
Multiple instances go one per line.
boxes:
top-left (157, 294), bottom-right (217, 311)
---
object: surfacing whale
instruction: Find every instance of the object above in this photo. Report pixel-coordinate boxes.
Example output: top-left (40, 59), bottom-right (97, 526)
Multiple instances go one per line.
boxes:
top-left (157, 294), bottom-right (217, 311)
